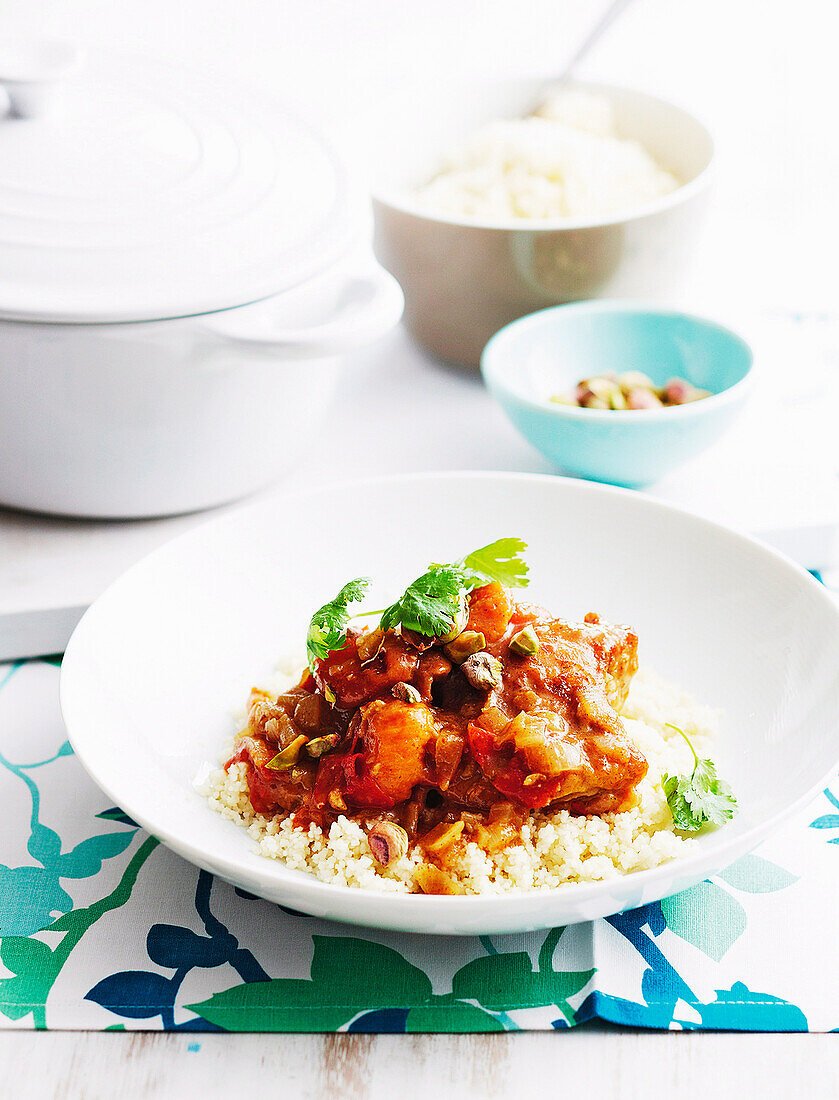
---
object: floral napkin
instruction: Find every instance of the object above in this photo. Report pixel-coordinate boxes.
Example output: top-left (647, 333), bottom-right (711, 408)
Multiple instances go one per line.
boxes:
top-left (1, 651), bottom-right (837, 1033)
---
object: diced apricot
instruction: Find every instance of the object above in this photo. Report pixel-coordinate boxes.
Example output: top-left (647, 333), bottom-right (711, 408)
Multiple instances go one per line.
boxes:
top-left (414, 864), bottom-right (464, 895)
top-left (465, 583), bottom-right (513, 643)
top-left (420, 820), bottom-right (465, 854)
top-left (360, 698), bottom-right (436, 803)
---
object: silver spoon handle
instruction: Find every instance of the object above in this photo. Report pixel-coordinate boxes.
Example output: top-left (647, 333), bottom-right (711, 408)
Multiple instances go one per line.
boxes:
top-left (560, 0), bottom-right (638, 78)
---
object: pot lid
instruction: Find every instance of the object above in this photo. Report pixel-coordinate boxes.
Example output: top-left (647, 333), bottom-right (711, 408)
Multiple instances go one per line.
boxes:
top-left (0, 42), bottom-right (355, 321)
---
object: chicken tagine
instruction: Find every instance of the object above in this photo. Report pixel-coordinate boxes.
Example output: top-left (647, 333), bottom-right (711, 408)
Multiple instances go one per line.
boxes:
top-left (223, 540), bottom-right (735, 894)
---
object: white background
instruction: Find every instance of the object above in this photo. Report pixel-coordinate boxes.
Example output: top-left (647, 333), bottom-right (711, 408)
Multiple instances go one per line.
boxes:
top-left (2, 0), bottom-right (839, 1094)
top-left (7, 0), bottom-right (836, 312)
top-left (1, 0), bottom-right (838, 625)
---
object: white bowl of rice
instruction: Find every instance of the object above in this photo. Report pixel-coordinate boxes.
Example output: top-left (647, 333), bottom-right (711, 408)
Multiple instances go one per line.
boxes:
top-left (369, 79), bottom-right (714, 366)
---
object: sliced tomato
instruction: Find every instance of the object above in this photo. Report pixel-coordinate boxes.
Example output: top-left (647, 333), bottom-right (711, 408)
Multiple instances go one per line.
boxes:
top-left (227, 737), bottom-right (296, 815)
top-left (296, 670), bottom-right (317, 693)
top-left (343, 754), bottom-right (395, 809)
top-left (226, 735), bottom-right (272, 771)
top-left (467, 721), bottom-right (563, 810)
top-left (311, 751), bottom-right (395, 812)
top-left (316, 633), bottom-right (419, 710)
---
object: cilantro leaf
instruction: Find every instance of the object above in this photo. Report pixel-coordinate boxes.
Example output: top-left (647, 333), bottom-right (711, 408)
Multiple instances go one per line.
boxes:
top-left (661, 773), bottom-right (697, 830)
top-left (662, 724), bottom-right (737, 832)
top-left (462, 538), bottom-right (530, 589)
top-left (684, 758), bottom-right (738, 826)
top-left (379, 563), bottom-right (467, 637)
top-left (305, 540), bottom-right (530, 659)
top-left (379, 538), bottom-right (529, 640)
top-left (306, 577), bottom-right (370, 670)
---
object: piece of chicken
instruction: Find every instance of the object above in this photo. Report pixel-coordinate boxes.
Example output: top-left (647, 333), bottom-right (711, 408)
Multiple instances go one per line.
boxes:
top-left (480, 604), bottom-right (646, 814)
top-left (527, 611), bottom-right (639, 716)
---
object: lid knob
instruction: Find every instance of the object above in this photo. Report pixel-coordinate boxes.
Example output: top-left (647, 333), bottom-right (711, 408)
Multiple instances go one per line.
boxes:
top-left (0, 39), bottom-right (82, 119)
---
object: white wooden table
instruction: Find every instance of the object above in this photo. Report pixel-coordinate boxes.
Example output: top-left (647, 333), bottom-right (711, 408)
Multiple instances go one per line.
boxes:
top-left (2, 0), bottom-right (837, 1092)
top-left (5, 1029), bottom-right (839, 1097)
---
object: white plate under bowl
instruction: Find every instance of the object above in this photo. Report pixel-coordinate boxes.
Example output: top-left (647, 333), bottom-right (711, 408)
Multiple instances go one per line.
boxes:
top-left (60, 473), bottom-right (839, 935)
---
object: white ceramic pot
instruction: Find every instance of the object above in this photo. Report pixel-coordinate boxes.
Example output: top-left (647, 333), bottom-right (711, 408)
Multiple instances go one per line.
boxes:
top-left (0, 262), bottom-right (403, 517)
top-left (370, 79), bottom-right (714, 367)
top-left (0, 44), bottom-right (403, 517)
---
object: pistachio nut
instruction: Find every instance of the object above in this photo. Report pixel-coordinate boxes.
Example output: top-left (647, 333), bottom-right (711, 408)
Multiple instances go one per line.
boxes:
top-left (577, 376), bottom-right (622, 409)
top-left (367, 821), bottom-right (409, 867)
top-left (444, 630), bottom-right (486, 664)
top-left (304, 733), bottom-right (341, 758)
top-left (580, 394), bottom-right (610, 410)
top-left (509, 624), bottom-right (540, 657)
top-left (392, 681), bottom-right (423, 704)
top-left (357, 628), bottom-right (385, 663)
top-left (662, 377), bottom-right (710, 405)
top-left (618, 370), bottom-right (656, 392)
top-left (264, 734), bottom-right (309, 771)
top-left (461, 651), bottom-right (503, 692)
top-left (625, 386), bottom-right (663, 410)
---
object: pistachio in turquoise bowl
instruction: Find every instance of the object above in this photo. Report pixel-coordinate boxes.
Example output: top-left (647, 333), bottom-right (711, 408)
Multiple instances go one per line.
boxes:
top-left (481, 302), bottom-right (753, 488)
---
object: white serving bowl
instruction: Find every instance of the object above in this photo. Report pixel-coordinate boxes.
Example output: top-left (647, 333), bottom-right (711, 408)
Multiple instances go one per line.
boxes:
top-left (59, 473), bottom-right (839, 935)
top-left (370, 78), bottom-right (714, 366)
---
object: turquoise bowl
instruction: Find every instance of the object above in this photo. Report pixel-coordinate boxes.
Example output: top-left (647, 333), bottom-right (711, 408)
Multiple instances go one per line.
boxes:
top-left (481, 302), bottom-right (753, 488)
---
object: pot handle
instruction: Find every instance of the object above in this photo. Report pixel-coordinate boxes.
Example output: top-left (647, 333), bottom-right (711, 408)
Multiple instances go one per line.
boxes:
top-left (198, 259), bottom-right (404, 360)
top-left (0, 39), bottom-right (82, 119)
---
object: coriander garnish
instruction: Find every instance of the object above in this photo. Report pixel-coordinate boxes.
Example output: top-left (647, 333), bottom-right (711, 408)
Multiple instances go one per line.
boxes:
top-left (379, 538), bottom-right (529, 638)
top-left (304, 539), bottom-right (529, 671)
top-left (306, 577), bottom-right (370, 670)
top-left (661, 723), bottom-right (737, 831)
